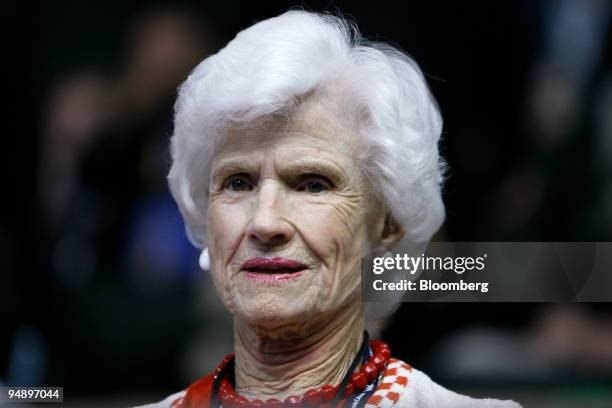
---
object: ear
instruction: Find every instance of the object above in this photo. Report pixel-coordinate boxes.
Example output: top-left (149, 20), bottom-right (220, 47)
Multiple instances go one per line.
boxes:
top-left (380, 213), bottom-right (405, 247)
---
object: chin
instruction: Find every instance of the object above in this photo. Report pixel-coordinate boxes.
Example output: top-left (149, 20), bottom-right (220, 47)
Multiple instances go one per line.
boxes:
top-left (234, 292), bottom-right (318, 329)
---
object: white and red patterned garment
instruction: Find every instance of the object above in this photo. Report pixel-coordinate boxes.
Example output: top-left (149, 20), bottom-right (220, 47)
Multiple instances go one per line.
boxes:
top-left (361, 358), bottom-right (520, 408)
top-left (137, 359), bottom-right (521, 408)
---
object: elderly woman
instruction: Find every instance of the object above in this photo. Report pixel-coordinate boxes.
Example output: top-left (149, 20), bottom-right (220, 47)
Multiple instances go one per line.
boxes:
top-left (142, 10), bottom-right (520, 408)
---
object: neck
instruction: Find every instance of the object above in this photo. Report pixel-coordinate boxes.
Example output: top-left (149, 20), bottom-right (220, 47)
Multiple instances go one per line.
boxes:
top-left (233, 301), bottom-right (364, 400)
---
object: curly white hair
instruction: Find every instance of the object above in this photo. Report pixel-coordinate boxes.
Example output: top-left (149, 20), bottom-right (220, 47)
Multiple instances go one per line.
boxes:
top-left (168, 10), bottom-right (446, 253)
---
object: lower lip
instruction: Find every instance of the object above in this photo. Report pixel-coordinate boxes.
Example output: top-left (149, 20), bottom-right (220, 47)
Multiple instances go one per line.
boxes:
top-left (243, 270), bottom-right (304, 282)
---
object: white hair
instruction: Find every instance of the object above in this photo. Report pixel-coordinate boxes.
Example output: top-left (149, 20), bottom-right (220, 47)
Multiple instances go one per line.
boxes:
top-left (168, 10), bottom-right (446, 251)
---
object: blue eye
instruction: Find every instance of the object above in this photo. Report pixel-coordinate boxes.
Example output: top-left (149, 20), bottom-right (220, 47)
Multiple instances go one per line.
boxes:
top-left (297, 177), bottom-right (332, 193)
top-left (225, 175), bottom-right (254, 191)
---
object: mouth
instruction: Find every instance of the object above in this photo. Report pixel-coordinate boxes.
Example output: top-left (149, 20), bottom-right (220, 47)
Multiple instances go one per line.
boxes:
top-left (241, 257), bottom-right (308, 276)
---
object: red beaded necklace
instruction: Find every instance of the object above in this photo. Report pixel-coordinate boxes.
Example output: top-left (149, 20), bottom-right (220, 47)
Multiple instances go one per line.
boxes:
top-left (212, 339), bottom-right (391, 407)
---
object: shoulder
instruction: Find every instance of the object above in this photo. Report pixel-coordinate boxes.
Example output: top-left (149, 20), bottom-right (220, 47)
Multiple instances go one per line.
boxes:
top-left (133, 374), bottom-right (215, 408)
top-left (367, 359), bottom-right (522, 408)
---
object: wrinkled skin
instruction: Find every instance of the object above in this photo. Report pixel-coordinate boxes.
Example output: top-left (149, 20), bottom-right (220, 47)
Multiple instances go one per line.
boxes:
top-left (206, 94), bottom-right (404, 399)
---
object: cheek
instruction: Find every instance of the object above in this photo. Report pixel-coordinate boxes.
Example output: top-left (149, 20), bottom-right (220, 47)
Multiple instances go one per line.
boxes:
top-left (290, 193), bottom-right (368, 292)
top-left (207, 199), bottom-right (250, 305)
top-left (305, 192), bottom-right (367, 254)
top-left (208, 199), bottom-right (249, 262)
top-left (329, 190), bottom-right (367, 232)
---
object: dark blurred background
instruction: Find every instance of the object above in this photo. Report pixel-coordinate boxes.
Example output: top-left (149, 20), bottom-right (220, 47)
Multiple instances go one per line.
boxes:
top-left (2, 0), bottom-right (612, 406)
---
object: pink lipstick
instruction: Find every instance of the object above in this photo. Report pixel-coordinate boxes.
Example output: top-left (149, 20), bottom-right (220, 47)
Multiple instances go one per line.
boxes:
top-left (241, 257), bottom-right (307, 282)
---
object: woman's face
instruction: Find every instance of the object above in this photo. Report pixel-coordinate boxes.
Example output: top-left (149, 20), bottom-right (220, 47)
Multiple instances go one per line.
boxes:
top-left (207, 98), bottom-right (386, 328)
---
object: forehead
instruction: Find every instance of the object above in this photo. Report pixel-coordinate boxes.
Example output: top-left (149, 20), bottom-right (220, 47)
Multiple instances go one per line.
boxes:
top-left (213, 94), bottom-right (360, 158)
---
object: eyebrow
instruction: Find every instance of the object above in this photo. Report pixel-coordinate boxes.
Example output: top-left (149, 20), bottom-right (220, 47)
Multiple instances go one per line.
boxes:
top-left (212, 161), bottom-right (254, 175)
top-left (211, 157), bottom-right (349, 185)
top-left (210, 160), bottom-right (256, 183)
top-left (279, 160), bottom-right (347, 184)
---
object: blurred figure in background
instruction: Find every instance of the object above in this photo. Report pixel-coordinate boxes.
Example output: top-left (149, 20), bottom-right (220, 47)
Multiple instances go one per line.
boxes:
top-left (33, 6), bottom-right (232, 396)
top-left (39, 72), bottom-right (112, 229)
top-left (40, 7), bottom-right (208, 236)
top-left (407, 0), bottom-right (612, 390)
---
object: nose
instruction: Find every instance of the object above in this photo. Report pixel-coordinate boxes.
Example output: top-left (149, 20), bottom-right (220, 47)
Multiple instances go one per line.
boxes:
top-left (246, 180), bottom-right (295, 246)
